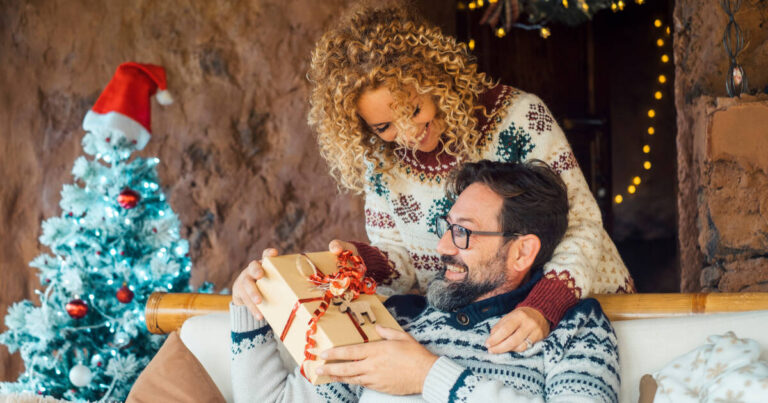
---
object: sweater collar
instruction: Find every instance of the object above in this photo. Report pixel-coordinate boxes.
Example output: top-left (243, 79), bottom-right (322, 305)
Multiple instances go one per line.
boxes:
top-left (446, 269), bottom-right (544, 328)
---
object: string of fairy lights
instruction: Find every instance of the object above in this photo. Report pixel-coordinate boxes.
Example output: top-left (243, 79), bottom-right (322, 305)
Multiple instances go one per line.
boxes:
top-left (613, 17), bottom-right (670, 205)
top-left (458, 0), bottom-right (648, 41)
top-left (459, 1), bottom-right (670, 205)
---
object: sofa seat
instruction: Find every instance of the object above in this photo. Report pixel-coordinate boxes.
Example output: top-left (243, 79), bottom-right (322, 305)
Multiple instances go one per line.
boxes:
top-left (179, 309), bottom-right (768, 403)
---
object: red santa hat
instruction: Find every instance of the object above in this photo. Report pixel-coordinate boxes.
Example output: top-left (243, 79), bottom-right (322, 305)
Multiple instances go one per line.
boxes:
top-left (82, 62), bottom-right (173, 150)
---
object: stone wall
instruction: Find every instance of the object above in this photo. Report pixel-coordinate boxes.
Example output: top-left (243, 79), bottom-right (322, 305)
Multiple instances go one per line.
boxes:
top-left (673, 1), bottom-right (768, 291)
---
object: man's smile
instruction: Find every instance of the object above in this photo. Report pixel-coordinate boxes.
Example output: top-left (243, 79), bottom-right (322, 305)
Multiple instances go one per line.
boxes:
top-left (444, 263), bottom-right (468, 281)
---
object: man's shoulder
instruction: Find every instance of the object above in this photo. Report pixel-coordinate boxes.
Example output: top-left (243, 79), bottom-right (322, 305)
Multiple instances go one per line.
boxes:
top-left (556, 298), bottom-right (613, 333)
top-left (384, 294), bottom-right (429, 325)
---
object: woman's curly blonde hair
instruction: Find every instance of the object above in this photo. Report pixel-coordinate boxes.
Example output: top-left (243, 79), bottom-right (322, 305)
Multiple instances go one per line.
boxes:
top-left (307, 1), bottom-right (495, 193)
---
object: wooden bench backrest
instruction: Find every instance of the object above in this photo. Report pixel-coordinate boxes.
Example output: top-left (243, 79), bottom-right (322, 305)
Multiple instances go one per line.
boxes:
top-left (144, 292), bottom-right (768, 334)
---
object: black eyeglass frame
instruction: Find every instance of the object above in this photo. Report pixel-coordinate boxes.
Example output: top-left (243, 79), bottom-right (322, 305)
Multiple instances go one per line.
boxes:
top-left (435, 215), bottom-right (521, 250)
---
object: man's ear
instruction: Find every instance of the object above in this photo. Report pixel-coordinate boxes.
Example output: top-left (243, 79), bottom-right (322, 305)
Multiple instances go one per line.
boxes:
top-left (506, 234), bottom-right (541, 275)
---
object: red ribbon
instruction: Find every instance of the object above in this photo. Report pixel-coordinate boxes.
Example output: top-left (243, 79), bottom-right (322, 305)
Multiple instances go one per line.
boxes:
top-left (279, 251), bottom-right (378, 381)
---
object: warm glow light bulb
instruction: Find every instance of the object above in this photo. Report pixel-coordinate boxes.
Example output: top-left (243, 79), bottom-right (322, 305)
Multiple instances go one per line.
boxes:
top-left (477, 0), bottom-right (484, 6)
top-left (647, 127), bottom-right (655, 135)
top-left (489, 0), bottom-right (498, 3)
top-left (648, 109), bottom-right (656, 118)
top-left (611, 3), bottom-right (618, 11)
top-left (636, 0), bottom-right (645, 4)
top-left (468, 39), bottom-right (476, 50)
top-left (628, 185), bottom-right (637, 194)
top-left (633, 176), bottom-right (642, 185)
top-left (457, 2), bottom-right (467, 10)
top-left (618, 0), bottom-right (625, 10)
top-left (644, 161), bottom-right (652, 170)
top-left (658, 74), bottom-right (667, 83)
top-left (563, 0), bottom-right (569, 7)
top-left (656, 38), bottom-right (664, 47)
top-left (496, 27), bottom-right (506, 37)
top-left (654, 19), bottom-right (662, 28)
top-left (661, 54), bottom-right (670, 63)
top-left (469, 1), bottom-right (477, 10)
top-left (654, 91), bottom-right (663, 99)
top-left (643, 145), bottom-right (651, 153)
top-left (615, 195), bottom-right (624, 204)
top-left (666, 26), bottom-right (671, 35)
top-left (540, 27), bottom-right (551, 38)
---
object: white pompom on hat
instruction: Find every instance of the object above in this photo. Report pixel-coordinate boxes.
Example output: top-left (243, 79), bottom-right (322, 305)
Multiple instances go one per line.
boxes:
top-left (82, 62), bottom-right (173, 150)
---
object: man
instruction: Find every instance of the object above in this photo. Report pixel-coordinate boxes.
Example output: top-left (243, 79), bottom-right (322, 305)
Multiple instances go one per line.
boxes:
top-left (229, 160), bottom-right (619, 402)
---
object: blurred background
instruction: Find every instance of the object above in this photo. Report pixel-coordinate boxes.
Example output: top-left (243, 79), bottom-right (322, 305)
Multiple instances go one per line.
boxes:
top-left (2, 0), bottom-right (767, 382)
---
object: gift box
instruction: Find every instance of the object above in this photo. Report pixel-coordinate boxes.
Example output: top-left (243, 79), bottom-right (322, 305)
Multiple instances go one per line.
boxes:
top-left (256, 251), bottom-right (403, 385)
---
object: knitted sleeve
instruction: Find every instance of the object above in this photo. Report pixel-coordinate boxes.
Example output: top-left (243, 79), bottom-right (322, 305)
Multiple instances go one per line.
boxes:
top-left (491, 92), bottom-right (632, 325)
top-left (351, 169), bottom-right (418, 296)
top-left (229, 304), bottom-right (360, 403)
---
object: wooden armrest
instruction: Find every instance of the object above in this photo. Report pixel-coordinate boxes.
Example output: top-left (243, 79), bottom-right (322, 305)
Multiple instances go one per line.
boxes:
top-left (145, 292), bottom-right (768, 334)
top-left (145, 292), bottom-right (232, 334)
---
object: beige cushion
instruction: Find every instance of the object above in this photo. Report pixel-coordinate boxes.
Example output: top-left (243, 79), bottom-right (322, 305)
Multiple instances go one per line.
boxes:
top-left (126, 331), bottom-right (224, 403)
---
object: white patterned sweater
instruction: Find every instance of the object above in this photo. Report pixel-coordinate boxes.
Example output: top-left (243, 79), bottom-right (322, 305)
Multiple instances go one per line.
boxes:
top-left (352, 85), bottom-right (634, 325)
top-left (229, 271), bottom-right (620, 403)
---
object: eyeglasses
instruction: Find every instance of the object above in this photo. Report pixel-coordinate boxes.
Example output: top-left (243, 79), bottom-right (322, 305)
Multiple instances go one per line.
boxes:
top-left (435, 216), bottom-right (520, 250)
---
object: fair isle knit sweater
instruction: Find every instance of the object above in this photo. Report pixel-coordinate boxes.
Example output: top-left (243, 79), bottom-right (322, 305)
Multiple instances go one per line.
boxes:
top-left (229, 271), bottom-right (620, 403)
top-left (352, 85), bottom-right (634, 325)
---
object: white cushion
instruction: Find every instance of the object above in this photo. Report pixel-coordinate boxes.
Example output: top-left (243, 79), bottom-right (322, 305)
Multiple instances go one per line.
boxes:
top-left (613, 310), bottom-right (768, 403)
top-left (180, 313), bottom-right (233, 403)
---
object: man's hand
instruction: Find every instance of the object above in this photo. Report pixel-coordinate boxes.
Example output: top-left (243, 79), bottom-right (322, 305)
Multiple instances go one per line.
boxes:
top-left (231, 248), bottom-right (279, 320)
top-left (316, 325), bottom-right (438, 395)
top-left (485, 306), bottom-right (550, 353)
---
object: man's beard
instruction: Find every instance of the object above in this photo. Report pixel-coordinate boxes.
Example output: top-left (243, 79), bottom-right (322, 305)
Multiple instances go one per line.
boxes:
top-left (426, 249), bottom-right (508, 312)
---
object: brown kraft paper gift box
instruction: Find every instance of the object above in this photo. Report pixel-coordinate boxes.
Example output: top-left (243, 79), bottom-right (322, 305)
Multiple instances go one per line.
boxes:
top-left (256, 251), bottom-right (403, 385)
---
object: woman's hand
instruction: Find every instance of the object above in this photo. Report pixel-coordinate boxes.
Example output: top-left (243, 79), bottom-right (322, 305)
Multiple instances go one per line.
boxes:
top-left (328, 239), bottom-right (359, 256)
top-left (485, 306), bottom-right (550, 353)
top-left (231, 248), bottom-right (279, 320)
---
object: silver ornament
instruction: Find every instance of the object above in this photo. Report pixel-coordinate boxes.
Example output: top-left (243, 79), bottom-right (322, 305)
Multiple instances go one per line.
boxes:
top-left (69, 364), bottom-right (93, 387)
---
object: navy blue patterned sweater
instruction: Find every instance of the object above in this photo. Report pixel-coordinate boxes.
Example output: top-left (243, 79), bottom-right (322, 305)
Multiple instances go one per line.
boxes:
top-left (230, 271), bottom-right (620, 402)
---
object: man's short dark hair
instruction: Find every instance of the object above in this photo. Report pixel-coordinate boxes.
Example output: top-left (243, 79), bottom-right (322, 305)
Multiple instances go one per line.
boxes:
top-left (447, 160), bottom-right (569, 272)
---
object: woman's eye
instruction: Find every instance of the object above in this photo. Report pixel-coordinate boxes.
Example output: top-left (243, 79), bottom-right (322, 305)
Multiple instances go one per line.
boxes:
top-left (375, 124), bottom-right (390, 134)
top-left (412, 105), bottom-right (421, 117)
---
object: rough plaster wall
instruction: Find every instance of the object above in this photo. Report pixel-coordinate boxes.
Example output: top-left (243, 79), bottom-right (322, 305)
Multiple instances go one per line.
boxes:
top-left (673, 0), bottom-right (768, 291)
top-left (696, 98), bottom-right (768, 292)
top-left (0, 0), bottom-right (454, 383)
top-left (0, 0), bottom-right (370, 382)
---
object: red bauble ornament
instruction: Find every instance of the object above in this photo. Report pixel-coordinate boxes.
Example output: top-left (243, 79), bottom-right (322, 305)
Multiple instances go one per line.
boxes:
top-left (117, 188), bottom-right (141, 209)
top-left (116, 285), bottom-right (134, 303)
top-left (65, 299), bottom-right (88, 319)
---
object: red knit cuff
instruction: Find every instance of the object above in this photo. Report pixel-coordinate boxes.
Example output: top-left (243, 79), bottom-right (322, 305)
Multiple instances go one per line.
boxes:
top-left (348, 241), bottom-right (394, 285)
top-left (517, 275), bottom-right (580, 326)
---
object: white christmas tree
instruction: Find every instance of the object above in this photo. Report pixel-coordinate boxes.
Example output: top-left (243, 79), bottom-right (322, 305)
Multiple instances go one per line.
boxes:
top-left (0, 63), bottom-right (209, 401)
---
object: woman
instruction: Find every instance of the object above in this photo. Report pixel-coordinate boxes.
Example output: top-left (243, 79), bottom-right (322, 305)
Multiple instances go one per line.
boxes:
top-left (233, 2), bottom-right (633, 355)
